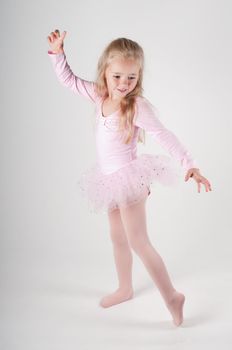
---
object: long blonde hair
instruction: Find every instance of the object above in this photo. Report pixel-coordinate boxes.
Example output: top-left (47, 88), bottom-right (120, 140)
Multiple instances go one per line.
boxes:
top-left (95, 38), bottom-right (145, 144)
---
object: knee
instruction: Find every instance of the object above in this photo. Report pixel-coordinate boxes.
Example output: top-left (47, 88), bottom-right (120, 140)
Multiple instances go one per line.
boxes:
top-left (110, 229), bottom-right (129, 247)
top-left (128, 232), bottom-right (151, 254)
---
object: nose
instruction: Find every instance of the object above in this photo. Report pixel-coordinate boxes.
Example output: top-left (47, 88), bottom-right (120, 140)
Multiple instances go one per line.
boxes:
top-left (120, 77), bottom-right (129, 87)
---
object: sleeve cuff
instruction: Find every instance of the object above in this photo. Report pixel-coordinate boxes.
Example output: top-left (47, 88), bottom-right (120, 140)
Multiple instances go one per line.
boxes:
top-left (47, 50), bottom-right (64, 55)
top-left (183, 163), bottom-right (200, 173)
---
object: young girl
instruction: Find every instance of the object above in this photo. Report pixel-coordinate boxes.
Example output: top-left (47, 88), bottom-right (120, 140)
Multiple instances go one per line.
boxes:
top-left (47, 29), bottom-right (212, 326)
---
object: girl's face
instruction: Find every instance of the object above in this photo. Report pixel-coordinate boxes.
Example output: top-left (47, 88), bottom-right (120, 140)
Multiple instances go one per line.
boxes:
top-left (104, 56), bottom-right (140, 100)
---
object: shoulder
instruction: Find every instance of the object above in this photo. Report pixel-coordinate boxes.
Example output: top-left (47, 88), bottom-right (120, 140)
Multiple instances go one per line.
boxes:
top-left (134, 96), bottom-right (160, 118)
top-left (92, 83), bottom-right (104, 104)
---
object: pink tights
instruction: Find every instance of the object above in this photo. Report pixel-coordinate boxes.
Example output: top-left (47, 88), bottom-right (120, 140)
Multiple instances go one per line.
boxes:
top-left (99, 189), bottom-right (185, 326)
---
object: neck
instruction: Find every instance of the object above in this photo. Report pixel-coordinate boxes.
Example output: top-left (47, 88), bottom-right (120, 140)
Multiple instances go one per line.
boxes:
top-left (107, 92), bottom-right (123, 103)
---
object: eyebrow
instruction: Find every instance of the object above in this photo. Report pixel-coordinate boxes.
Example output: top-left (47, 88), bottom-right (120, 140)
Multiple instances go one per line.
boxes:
top-left (112, 72), bottom-right (137, 76)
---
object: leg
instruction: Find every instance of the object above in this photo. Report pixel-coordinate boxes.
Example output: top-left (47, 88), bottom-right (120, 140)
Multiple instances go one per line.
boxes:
top-left (99, 207), bottom-right (134, 308)
top-left (119, 191), bottom-right (185, 326)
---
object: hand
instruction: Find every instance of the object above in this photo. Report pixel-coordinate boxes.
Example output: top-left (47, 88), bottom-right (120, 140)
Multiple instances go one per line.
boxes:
top-left (185, 168), bottom-right (212, 193)
top-left (47, 29), bottom-right (67, 54)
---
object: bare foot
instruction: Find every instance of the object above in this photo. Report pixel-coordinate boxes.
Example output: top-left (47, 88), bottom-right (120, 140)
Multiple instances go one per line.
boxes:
top-left (166, 291), bottom-right (185, 326)
top-left (99, 288), bottom-right (134, 308)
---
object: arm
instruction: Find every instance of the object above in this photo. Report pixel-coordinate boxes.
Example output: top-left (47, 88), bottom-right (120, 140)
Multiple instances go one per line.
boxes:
top-left (134, 97), bottom-right (199, 173)
top-left (47, 50), bottom-right (98, 103)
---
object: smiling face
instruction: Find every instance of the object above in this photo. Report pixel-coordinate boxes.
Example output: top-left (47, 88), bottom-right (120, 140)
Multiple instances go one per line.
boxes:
top-left (104, 56), bottom-right (140, 100)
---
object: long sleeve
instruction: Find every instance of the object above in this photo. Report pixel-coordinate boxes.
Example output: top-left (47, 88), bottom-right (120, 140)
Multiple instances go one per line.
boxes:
top-left (47, 51), bottom-right (98, 103)
top-left (134, 97), bottom-right (199, 173)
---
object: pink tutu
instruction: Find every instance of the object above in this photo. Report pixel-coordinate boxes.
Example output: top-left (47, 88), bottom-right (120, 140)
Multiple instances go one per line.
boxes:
top-left (76, 153), bottom-right (181, 214)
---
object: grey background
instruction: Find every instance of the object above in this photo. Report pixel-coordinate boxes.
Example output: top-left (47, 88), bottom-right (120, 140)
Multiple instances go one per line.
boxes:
top-left (1, 0), bottom-right (231, 349)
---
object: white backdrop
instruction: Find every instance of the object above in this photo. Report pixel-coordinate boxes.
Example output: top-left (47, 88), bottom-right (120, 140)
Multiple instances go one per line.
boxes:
top-left (1, 0), bottom-right (232, 349)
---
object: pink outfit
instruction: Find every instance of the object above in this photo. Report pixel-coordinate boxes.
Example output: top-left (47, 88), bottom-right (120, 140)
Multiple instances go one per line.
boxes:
top-left (48, 51), bottom-right (198, 213)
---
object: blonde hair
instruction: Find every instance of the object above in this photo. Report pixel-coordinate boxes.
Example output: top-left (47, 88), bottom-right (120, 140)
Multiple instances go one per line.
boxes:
top-left (95, 37), bottom-right (145, 144)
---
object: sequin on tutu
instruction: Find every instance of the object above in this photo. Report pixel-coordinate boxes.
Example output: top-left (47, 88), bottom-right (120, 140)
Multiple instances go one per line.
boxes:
top-left (76, 153), bottom-right (181, 214)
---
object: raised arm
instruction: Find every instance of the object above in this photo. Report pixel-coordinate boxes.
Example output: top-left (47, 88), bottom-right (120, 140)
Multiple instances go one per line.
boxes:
top-left (134, 97), bottom-right (199, 173)
top-left (47, 29), bottom-right (97, 102)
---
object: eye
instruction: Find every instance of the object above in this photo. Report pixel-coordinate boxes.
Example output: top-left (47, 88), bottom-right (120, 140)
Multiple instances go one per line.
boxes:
top-left (113, 76), bottom-right (136, 80)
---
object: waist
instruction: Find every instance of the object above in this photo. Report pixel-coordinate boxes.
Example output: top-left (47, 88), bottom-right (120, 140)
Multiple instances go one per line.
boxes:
top-left (97, 153), bottom-right (137, 174)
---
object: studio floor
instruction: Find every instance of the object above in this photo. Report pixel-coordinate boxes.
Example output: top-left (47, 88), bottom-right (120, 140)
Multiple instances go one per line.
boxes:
top-left (1, 257), bottom-right (231, 350)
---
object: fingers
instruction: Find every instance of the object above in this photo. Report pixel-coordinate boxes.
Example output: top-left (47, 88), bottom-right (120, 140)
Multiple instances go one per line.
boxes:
top-left (185, 170), bottom-right (212, 194)
top-left (47, 29), bottom-right (66, 43)
top-left (201, 176), bottom-right (212, 192)
top-left (208, 180), bottom-right (212, 191)
top-left (197, 181), bottom-right (201, 193)
top-left (51, 30), bottom-right (58, 40)
top-left (47, 32), bottom-right (55, 43)
top-left (199, 178), bottom-right (212, 193)
top-left (185, 170), bottom-right (193, 181)
top-left (61, 31), bottom-right (67, 40)
top-left (205, 181), bottom-right (212, 192)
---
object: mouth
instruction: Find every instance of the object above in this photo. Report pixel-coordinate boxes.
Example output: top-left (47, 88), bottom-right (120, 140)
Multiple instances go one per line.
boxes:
top-left (117, 89), bottom-right (127, 93)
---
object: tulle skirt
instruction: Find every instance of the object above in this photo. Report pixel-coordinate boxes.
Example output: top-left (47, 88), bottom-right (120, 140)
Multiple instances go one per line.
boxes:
top-left (76, 153), bottom-right (181, 214)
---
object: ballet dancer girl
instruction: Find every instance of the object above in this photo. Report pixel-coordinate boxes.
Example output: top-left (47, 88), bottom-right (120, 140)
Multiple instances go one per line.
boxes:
top-left (47, 29), bottom-right (212, 326)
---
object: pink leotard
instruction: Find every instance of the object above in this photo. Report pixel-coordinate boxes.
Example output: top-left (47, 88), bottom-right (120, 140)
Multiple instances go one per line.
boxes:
top-left (48, 51), bottom-right (198, 175)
